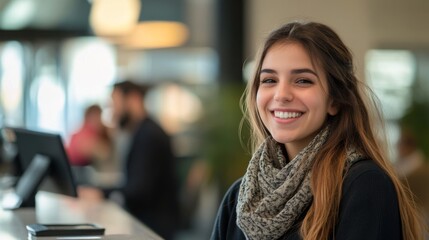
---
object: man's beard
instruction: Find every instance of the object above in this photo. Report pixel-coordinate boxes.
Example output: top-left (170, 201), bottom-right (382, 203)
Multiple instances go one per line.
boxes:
top-left (118, 112), bottom-right (132, 129)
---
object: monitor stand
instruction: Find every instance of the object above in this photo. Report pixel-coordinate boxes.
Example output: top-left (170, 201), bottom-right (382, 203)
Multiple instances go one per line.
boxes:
top-left (1, 154), bottom-right (51, 210)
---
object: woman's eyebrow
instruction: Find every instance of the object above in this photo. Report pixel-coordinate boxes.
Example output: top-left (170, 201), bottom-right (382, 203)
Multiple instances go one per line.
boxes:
top-left (260, 68), bottom-right (319, 79)
top-left (291, 68), bottom-right (318, 77)
top-left (260, 68), bottom-right (276, 74)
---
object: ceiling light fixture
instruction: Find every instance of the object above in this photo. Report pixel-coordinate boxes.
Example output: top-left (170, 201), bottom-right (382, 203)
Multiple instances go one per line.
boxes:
top-left (118, 21), bottom-right (189, 49)
top-left (89, 0), bottom-right (141, 37)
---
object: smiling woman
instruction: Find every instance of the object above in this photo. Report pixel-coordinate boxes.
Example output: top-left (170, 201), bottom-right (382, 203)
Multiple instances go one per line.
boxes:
top-left (257, 42), bottom-right (338, 159)
top-left (210, 20), bottom-right (425, 240)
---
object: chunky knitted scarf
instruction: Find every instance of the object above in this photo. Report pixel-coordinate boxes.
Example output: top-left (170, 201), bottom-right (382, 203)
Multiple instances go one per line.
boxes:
top-left (236, 126), bottom-right (364, 240)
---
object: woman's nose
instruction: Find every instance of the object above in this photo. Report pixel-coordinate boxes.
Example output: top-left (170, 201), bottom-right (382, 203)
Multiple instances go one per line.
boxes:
top-left (274, 84), bottom-right (293, 102)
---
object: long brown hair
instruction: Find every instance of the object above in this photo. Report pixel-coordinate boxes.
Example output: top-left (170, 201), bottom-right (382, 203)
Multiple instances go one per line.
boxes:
top-left (241, 21), bottom-right (424, 240)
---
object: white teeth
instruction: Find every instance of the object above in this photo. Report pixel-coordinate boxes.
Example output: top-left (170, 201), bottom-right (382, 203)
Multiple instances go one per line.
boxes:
top-left (274, 111), bottom-right (302, 119)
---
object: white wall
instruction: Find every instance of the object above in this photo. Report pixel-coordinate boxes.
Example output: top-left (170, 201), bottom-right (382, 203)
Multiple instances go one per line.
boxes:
top-left (246, 0), bottom-right (429, 80)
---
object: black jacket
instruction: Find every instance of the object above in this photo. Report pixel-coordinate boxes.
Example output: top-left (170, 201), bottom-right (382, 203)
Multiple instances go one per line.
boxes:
top-left (107, 117), bottom-right (179, 239)
top-left (211, 159), bottom-right (402, 240)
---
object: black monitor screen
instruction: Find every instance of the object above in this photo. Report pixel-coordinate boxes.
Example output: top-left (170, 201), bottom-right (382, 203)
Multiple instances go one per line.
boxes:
top-left (2, 127), bottom-right (77, 209)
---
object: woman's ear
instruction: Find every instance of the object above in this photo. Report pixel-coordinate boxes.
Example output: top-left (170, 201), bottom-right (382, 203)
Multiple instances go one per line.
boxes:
top-left (327, 100), bottom-right (339, 116)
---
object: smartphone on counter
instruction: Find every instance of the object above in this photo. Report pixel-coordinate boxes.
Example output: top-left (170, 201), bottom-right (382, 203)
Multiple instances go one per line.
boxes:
top-left (26, 223), bottom-right (105, 237)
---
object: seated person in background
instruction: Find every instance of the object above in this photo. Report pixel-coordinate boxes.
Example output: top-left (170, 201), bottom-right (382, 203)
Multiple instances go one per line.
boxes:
top-left (66, 104), bottom-right (112, 184)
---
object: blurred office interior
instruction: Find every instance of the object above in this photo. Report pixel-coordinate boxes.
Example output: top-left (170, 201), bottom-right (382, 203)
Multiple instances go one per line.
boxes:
top-left (1, 0), bottom-right (429, 239)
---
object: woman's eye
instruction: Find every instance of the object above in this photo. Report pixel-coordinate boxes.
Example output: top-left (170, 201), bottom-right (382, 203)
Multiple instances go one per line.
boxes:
top-left (296, 78), bottom-right (313, 84)
top-left (261, 78), bottom-right (276, 84)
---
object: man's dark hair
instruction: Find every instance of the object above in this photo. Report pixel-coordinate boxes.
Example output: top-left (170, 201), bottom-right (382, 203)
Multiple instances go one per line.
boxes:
top-left (113, 80), bottom-right (149, 97)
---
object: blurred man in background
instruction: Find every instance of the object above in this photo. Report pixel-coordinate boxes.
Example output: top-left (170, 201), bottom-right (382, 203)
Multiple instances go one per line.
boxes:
top-left (109, 80), bottom-right (179, 239)
top-left (79, 80), bottom-right (179, 239)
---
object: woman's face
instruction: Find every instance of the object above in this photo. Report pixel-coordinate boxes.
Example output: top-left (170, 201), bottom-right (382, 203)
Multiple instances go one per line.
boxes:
top-left (256, 42), bottom-right (338, 159)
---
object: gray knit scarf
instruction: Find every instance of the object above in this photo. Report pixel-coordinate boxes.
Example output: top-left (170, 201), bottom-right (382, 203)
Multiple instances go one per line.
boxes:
top-left (236, 125), bottom-right (364, 240)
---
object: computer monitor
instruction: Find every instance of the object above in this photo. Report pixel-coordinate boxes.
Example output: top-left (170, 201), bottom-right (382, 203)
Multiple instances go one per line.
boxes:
top-left (1, 127), bottom-right (78, 209)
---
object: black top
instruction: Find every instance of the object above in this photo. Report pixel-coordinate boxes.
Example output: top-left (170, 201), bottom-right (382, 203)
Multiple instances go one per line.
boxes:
top-left (210, 159), bottom-right (402, 240)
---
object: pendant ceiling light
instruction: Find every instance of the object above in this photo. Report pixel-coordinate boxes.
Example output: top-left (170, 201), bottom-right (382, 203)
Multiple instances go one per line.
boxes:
top-left (119, 21), bottom-right (189, 49)
top-left (90, 0), bottom-right (141, 37)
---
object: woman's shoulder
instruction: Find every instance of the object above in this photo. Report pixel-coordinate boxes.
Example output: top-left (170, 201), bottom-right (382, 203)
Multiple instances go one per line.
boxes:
top-left (230, 178), bottom-right (243, 192)
top-left (210, 178), bottom-right (246, 240)
top-left (343, 158), bottom-right (396, 196)
top-left (346, 158), bottom-right (388, 177)
top-left (336, 161), bottom-right (402, 239)
top-left (221, 178), bottom-right (243, 207)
